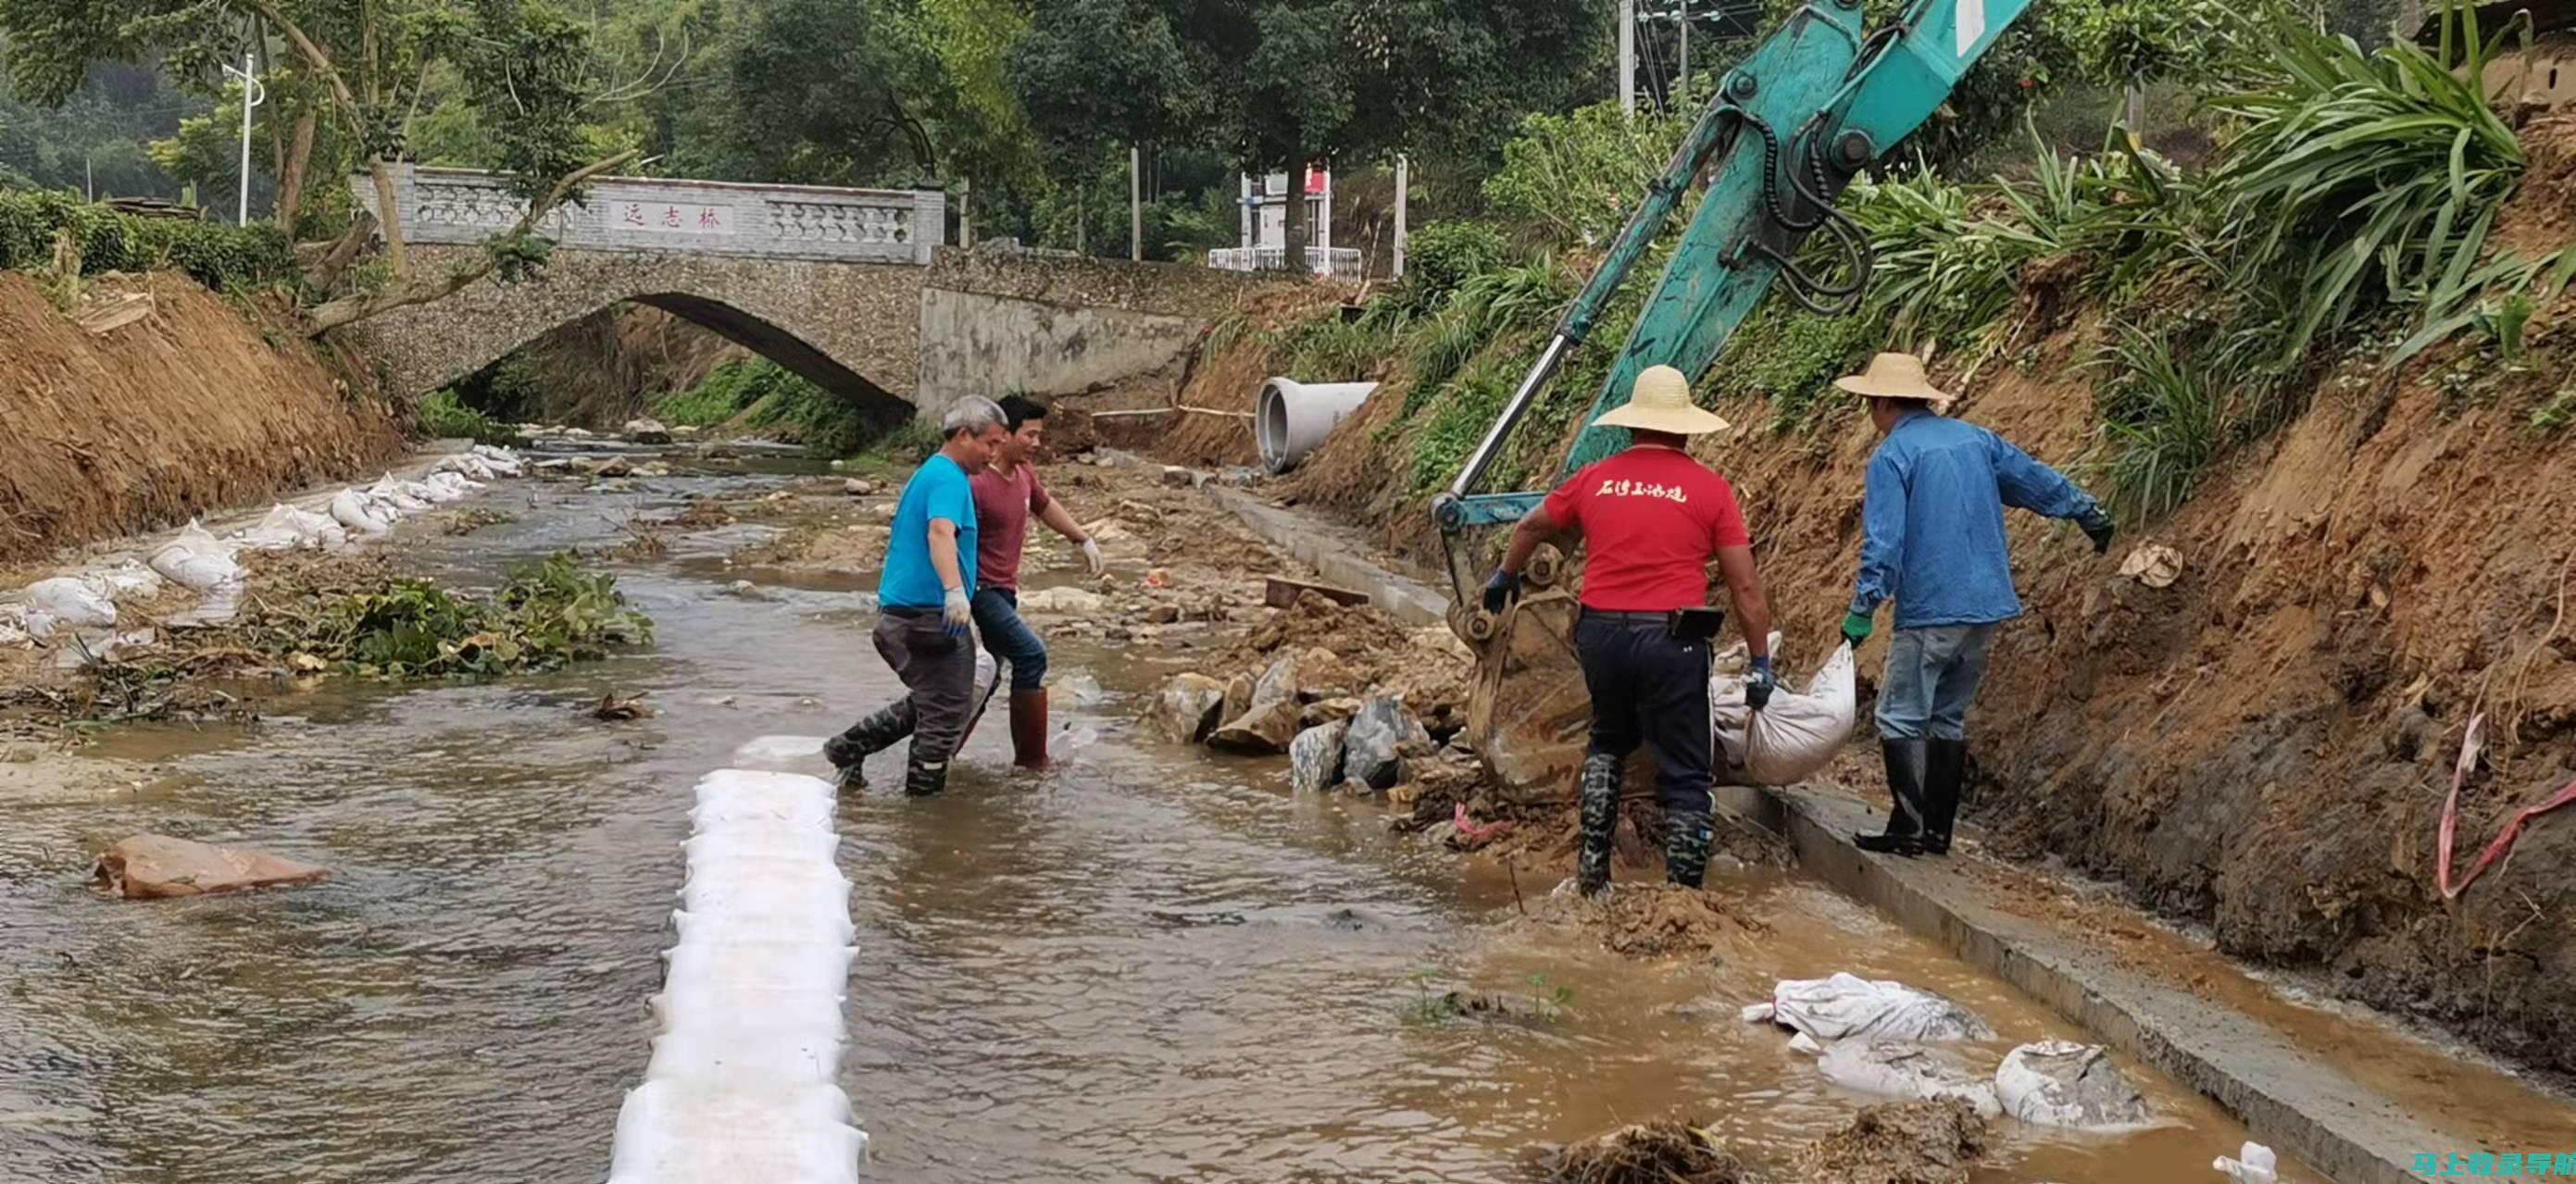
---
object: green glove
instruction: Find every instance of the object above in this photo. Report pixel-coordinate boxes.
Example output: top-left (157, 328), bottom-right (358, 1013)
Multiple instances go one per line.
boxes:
top-left (1840, 611), bottom-right (1873, 647)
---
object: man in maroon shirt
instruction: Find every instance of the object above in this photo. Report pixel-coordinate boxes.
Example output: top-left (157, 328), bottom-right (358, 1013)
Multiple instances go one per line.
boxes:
top-left (1482, 365), bottom-right (1775, 895)
top-left (825, 395), bottom-right (1103, 779)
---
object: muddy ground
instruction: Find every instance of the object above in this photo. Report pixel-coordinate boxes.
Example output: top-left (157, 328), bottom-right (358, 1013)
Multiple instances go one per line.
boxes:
top-left (1540, 1097), bottom-right (1988, 1184)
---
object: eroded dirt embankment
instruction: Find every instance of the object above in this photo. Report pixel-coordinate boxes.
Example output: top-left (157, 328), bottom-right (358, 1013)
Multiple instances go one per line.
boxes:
top-left (1160, 132), bottom-right (2576, 1080)
top-left (0, 271), bottom-right (405, 566)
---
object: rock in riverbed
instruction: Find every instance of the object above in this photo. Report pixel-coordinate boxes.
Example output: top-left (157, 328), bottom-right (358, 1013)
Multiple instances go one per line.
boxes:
top-left (1288, 721), bottom-right (1348, 791)
top-left (1149, 673), bottom-right (1228, 743)
top-left (93, 834), bottom-right (326, 899)
top-left (622, 418), bottom-right (673, 444)
top-left (1994, 1041), bottom-right (2149, 1128)
top-left (1344, 695), bottom-right (1432, 789)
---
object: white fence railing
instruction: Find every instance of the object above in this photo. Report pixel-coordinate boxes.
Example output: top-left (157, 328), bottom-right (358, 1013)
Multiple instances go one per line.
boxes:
top-left (1207, 245), bottom-right (1363, 279)
top-left (362, 165), bottom-right (943, 265)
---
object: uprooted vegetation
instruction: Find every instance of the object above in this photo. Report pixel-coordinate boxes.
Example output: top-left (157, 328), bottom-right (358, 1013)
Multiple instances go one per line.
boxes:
top-left (1535, 1099), bottom-right (1989, 1184)
top-left (218, 550), bottom-right (653, 679)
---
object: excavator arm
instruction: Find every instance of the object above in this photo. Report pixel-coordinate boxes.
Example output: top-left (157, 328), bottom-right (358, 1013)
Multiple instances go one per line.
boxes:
top-left (1431, 0), bottom-right (2035, 596)
top-left (1440, 0), bottom-right (2036, 799)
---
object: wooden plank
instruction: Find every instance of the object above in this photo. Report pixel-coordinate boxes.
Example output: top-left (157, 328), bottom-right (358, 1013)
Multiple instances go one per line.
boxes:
top-left (1263, 575), bottom-right (1370, 610)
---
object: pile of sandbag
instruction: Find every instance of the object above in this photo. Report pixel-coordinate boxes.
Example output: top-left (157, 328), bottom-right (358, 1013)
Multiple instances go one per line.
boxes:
top-left (1710, 631), bottom-right (1857, 787)
top-left (232, 505), bottom-right (348, 552)
top-left (326, 447), bottom-right (520, 536)
top-left (1744, 974), bottom-right (2157, 1132)
top-left (605, 751), bottom-right (868, 1184)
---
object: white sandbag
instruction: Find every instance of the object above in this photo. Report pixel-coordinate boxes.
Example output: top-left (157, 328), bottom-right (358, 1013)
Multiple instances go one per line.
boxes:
top-left (690, 789), bottom-right (836, 832)
top-left (1995, 1041), bottom-right (2151, 1128)
top-left (433, 454), bottom-right (497, 480)
top-left (148, 542), bottom-right (240, 591)
top-left (672, 907), bottom-right (857, 950)
top-left (470, 443), bottom-right (525, 477)
top-left (1817, 1039), bottom-right (2003, 1118)
top-left (2213, 1140), bottom-right (2277, 1184)
top-left (678, 859), bottom-right (849, 915)
top-left (1712, 634), bottom-right (1857, 786)
top-left (94, 561), bottom-right (164, 598)
top-left (661, 941), bottom-right (855, 997)
top-left (695, 766), bottom-right (835, 807)
top-left (608, 1092), bottom-right (864, 1184)
top-left (682, 829), bottom-right (842, 870)
top-left (1747, 973), bottom-right (1995, 1043)
top-left (426, 470), bottom-right (483, 496)
top-left (330, 488), bottom-right (393, 534)
top-left (369, 474), bottom-right (431, 512)
top-left (25, 577), bottom-right (118, 631)
top-left (644, 1016), bottom-right (845, 1085)
top-left (650, 984), bottom-right (845, 1037)
top-left (236, 504), bottom-right (341, 551)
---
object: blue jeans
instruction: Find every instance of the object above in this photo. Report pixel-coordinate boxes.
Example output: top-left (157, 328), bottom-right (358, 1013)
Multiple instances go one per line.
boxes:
top-left (1875, 623), bottom-right (1997, 741)
top-left (974, 587), bottom-right (1047, 692)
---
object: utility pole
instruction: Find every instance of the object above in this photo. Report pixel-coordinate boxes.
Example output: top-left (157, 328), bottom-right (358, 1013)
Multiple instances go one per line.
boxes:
top-left (1129, 143), bottom-right (1143, 262)
top-left (85, 154), bottom-right (94, 201)
top-left (221, 53), bottom-right (265, 227)
top-left (1618, 0), bottom-right (1636, 114)
top-left (1393, 154), bottom-right (1409, 280)
top-left (1678, 0), bottom-right (1690, 104)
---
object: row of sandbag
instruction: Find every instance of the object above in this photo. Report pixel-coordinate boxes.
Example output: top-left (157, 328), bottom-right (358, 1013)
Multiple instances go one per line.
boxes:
top-left (1, 445), bottom-right (525, 644)
top-left (606, 760), bottom-right (869, 1184)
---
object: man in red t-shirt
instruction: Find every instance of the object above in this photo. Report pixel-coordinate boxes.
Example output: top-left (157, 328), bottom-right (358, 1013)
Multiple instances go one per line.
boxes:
top-left (1482, 365), bottom-right (1775, 895)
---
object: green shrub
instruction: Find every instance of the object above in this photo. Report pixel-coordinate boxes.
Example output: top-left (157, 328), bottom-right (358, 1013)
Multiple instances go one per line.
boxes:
top-left (2088, 321), bottom-right (2220, 517)
top-left (0, 191), bottom-right (294, 292)
top-left (1402, 221), bottom-right (1511, 309)
top-left (266, 551), bottom-right (652, 679)
top-left (1706, 303), bottom-right (1873, 434)
top-left (414, 389), bottom-right (522, 446)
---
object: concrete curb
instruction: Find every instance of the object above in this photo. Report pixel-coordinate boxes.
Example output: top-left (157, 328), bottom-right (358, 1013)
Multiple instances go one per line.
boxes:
top-left (1205, 488), bottom-right (1449, 628)
top-left (1764, 788), bottom-right (2448, 1184)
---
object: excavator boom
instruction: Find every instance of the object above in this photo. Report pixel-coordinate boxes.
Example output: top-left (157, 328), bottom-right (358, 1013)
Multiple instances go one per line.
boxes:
top-left (1442, 0), bottom-right (2035, 800)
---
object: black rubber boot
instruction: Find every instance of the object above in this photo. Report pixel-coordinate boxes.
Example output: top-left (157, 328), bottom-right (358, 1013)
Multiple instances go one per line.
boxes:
top-left (1921, 739), bottom-right (1967, 855)
top-left (1664, 811), bottom-right (1714, 889)
top-left (1854, 738), bottom-right (1930, 856)
top-left (823, 700), bottom-right (916, 790)
top-left (1575, 754), bottom-right (1621, 897)
top-left (901, 754), bottom-right (950, 798)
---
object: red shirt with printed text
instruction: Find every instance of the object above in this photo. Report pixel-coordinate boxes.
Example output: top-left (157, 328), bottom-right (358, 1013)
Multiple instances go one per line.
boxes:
top-left (1538, 445), bottom-right (1751, 611)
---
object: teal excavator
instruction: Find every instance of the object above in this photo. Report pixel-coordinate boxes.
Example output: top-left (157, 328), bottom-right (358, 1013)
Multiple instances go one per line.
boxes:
top-left (1442, 0), bottom-right (2038, 797)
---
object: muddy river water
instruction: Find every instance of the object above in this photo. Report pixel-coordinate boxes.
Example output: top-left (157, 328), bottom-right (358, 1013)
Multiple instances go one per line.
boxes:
top-left (0, 465), bottom-right (2319, 1182)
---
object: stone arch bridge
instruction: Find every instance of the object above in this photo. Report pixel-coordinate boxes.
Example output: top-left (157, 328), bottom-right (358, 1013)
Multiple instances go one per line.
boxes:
top-left (354, 167), bottom-right (1288, 427)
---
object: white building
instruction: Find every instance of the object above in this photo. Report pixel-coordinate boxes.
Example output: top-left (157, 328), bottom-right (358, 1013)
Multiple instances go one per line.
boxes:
top-left (1208, 167), bottom-right (1360, 278)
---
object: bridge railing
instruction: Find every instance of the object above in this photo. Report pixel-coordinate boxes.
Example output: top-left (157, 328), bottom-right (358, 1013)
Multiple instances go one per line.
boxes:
top-left (362, 166), bottom-right (944, 265)
top-left (1207, 245), bottom-right (1363, 279)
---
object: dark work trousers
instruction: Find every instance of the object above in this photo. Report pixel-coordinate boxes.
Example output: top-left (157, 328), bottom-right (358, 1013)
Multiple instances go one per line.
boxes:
top-left (1573, 610), bottom-right (1716, 817)
top-left (870, 608), bottom-right (977, 765)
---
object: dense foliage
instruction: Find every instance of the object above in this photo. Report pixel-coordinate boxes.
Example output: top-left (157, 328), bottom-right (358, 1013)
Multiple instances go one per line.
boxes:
top-left (0, 190), bottom-right (294, 289)
top-left (235, 550), bottom-right (653, 679)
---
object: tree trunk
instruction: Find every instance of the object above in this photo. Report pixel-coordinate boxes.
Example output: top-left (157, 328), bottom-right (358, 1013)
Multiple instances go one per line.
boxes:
top-left (1281, 162), bottom-right (1309, 274)
top-left (275, 109), bottom-right (317, 237)
top-left (1074, 181), bottom-right (1086, 255)
top-left (368, 155), bottom-right (406, 274)
top-left (307, 150), bottom-right (633, 337)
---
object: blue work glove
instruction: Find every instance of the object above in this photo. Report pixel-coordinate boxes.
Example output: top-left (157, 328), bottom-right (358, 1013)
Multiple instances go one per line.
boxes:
top-left (1745, 654), bottom-right (1776, 711)
top-left (1841, 611), bottom-right (1873, 648)
top-left (1481, 568), bottom-right (1521, 615)
top-left (942, 586), bottom-right (973, 639)
top-left (2077, 507), bottom-right (2116, 555)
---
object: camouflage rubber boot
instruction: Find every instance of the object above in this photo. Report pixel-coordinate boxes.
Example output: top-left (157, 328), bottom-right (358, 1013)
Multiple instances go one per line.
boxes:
top-left (901, 754), bottom-right (950, 798)
top-left (1664, 811), bottom-right (1715, 889)
top-left (823, 699), bottom-right (916, 790)
top-left (1575, 754), bottom-right (1622, 897)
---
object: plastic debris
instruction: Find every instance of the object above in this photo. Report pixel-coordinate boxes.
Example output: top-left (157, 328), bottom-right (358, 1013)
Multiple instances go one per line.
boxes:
top-left (2213, 1140), bottom-right (2277, 1184)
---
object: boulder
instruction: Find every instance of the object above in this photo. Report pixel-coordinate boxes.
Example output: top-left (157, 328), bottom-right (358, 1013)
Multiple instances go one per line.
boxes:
top-left (1293, 646), bottom-right (1357, 701)
top-left (1250, 653), bottom-right (1302, 710)
top-left (1288, 721), bottom-right (1349, 791)
top-left (843, 479), bottom-right (878, 496)
top-left (1210, 699), bottom-right (1303, 754)
top-left (1158, 466), bottom-right (1195, 487)
top-left (1222, 672), bottom-right (1256, 722)
top-left (1994, 1041), bottom-right (2150, 1128)
top-left (1144, 604), bottom-right (1182, 624)
top-left (1818, 1040), bottom-right (2003, 1118)
top-left (1019, 586), bottom-right (1107, 616)
top-left (94, 834), bottom-right (326, 899)
top-left (1149, 673), bottom-right (1228, 743)
top-left (583, 455), bottom-right (634, 479)
top-left (623, 418), bottom-right (673, 444)
top-left (1301, 697), bottom-right (1363, 728)
top-left (1344, 695), bottom-right (1432, 790)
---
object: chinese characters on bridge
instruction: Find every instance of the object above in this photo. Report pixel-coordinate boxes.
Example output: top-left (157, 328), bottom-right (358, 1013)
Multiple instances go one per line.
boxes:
top-left (618, 202), bottom-right (738, 235)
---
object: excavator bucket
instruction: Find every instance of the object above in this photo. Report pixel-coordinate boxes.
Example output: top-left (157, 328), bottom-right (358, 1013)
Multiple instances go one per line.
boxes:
top-left (1459, 544), bottom-right (1595, 804)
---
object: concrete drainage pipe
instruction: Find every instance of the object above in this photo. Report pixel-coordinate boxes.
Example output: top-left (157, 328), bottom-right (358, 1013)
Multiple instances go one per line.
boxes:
top-left (1256, 378), bottom-right (1379, 474)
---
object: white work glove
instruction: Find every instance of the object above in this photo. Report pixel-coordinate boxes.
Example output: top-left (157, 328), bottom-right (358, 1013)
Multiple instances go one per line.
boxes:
top-left (942, 586), bottom-right (972, 638)
top-left (1079, 538), bottom-right (1105, 577)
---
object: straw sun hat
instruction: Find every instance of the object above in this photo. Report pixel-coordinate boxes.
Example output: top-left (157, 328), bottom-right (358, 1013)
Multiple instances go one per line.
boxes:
top-left (1597, 365), bottom-right (1731, 435)
top-left (1833, 352), bottom-right (1955, 413)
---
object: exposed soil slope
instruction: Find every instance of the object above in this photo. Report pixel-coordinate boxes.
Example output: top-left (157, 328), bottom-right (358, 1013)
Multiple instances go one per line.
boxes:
top-left (0, 271), bottom-right (404, 565)
top-left (1192, 124), bottom-right (2576, 1079)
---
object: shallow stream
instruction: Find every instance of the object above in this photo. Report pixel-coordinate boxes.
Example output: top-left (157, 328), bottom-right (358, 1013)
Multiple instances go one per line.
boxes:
top-left (0, 463), bottom-right (2317, 1182)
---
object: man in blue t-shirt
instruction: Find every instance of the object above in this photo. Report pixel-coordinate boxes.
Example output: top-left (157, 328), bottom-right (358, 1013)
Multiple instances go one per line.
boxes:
top-left (825, 395), bottom-right (1010, 796)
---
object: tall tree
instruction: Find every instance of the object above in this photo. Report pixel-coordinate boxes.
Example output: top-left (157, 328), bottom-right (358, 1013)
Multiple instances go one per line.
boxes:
top-left (1008, 0), bottom-right (1205, 252)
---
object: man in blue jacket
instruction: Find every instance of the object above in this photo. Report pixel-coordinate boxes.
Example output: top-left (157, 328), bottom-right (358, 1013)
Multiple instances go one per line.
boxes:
top-left (1835, 354), bottom-right (2115, 856)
